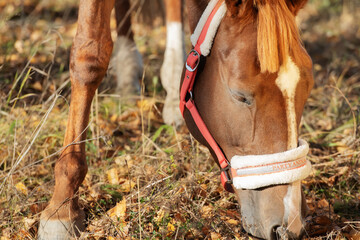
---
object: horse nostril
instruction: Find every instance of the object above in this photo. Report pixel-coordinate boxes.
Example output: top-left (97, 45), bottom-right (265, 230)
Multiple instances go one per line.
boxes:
top-left (270, 225), bottom-right (281, 240)
top-left (272, 225), bottom-right (304, 240)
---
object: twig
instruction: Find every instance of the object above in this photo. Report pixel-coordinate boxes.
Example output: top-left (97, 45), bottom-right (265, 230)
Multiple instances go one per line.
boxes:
top-left (138, 177), bottom-right (142, 240)
top-left (44, 79), bottom-right (70, 105)
top-left (142, 134), bottom-right (167, 157)
top-left (328, 85), bottom-right (357, 138)
top-left (2, 136), bottom-right (107, 179)
top-left (312, 158), bottom-right (353, 168)
top-left (126, 175), bottom-right (172, 200)
top-left (95, 90), bottom-right (100, 159)
top-left (0, 94), bottom-right (58, 194)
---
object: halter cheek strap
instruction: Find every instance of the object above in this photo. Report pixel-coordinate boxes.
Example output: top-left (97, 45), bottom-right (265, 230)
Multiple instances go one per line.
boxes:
top-left (180, 0), bottom-right (232, 192)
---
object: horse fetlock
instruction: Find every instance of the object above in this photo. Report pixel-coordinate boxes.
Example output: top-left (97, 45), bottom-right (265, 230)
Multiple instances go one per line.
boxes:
top-left (55, 155), bottom-right (88, 187)
top-left (110, 36), bottom-right (143, 95)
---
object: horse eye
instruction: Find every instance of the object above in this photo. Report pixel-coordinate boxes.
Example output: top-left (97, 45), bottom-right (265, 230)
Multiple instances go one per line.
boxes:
top-left (230, 89), bottom-right (253, 106)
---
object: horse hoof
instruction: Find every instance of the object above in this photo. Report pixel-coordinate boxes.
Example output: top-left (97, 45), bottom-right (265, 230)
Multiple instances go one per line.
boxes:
top-left (38, 217), bottom-right (85, 240)
top-left (163, 97), bottom-right (183, 127)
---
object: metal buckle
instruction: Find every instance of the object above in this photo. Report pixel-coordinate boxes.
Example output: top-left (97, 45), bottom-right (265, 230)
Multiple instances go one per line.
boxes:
top-left (221, 165), bottom-right (232, 184)
top-left (189, 90), bottom-right (193, 100)
top-left (185, 49), bottom-right (200, 72)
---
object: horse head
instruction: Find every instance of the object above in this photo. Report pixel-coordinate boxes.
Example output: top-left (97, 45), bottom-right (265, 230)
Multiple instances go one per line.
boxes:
top-left (183, 0), bottom-right (314, 239)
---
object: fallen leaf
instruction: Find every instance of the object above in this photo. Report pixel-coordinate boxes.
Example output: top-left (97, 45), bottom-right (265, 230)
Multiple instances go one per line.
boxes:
top-left (117, 178), bottom-right (136, 192)
top-left (226, 219), bottom-right (239, 225)
top-left (316, 119), bottom-right (332, 131)
top-left (317, 198), bottom-right (329, 208)
top-left (107, 168), bottom-right (119, 185)
top-left (344, 228), bottom-right (360, 240)
top-left (210, 232), bottom-right (221, 240)
top-left (201, 205), bottom-right (213, 218)
top-left (107, 199), bottom-right (126, 221)
top-left (167, 222), bottom-right (175, 233)
top-left (30, 203), bottom-right (47, 214)
top-left (35, 164), bottom-right (49, 176)
top-left (314, 215), bottom-right (332, 225)
top-left (202, 226), bottom-right (210, 235)
top-left (88, 183), bottom-right (103, 201)
top-left (15, 182), bottom-right (28, 195)
top-left (23, 217), bottom-right (36, 229)
top-left (137, 99), bottom-right (155, 111)
top-left (115, 154), bottom-right (134, 168)
top-left (155, 209), bottom-right (165, 223)
top-left (110, 114), bottom-right (118, 123)
top-left (31, 81), bottom-right (43, 91)
top-left (174, 212), bottom-right (186, 223)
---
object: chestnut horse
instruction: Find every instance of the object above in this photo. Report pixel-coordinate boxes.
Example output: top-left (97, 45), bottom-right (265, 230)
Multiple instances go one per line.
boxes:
top-left (39, 0), bottom-right (314, 239)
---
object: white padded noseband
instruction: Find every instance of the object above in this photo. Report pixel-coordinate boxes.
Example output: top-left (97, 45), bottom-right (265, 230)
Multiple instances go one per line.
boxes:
top-left (231, 139), bottom-right (311, 189)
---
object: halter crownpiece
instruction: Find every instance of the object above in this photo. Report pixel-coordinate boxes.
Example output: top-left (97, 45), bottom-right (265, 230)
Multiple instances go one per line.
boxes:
top-left (190, 0), bottom-right (226, 56)
top-left (180, 0), bottom-right (312, 192)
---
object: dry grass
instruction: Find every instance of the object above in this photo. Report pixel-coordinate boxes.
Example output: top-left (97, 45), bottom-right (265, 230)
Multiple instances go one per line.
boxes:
top-left (0, 0), bottom-right (359, 239)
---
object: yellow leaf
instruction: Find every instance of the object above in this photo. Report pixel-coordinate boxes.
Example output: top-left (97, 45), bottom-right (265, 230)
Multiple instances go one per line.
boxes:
top-left (106, 168), bottom-right (119, 185)
top-left (210, 232), bottom-right (221, 240)
top-left (201, 205), bottom-right (213, 218)
top-left (226, 219), bottom-right (239, 225)
top-left (107, 199), bottom-right (126, 221)
top-left (15, 182), bottom-right (28, 195)
top-left (107, 237), bottom-right (116, 240)
top-left (23, 217), bottom-right (36, 229)
top-left (115, 154), bottom-right (134, 168)
top-left (110, 114), bottom-right (118, 123)
top-left (167, 222), bottom-right (175, 233)
top-left (118, 179), bottom-right (136, 193)
top-left (155, 209), bottom-right (165, 223)
top-left (136, 99), bottom-right (155, 111)
top-left (334, 141), bottom-right (353, 154)
top-left (31, 81), bottom-right (43, 91)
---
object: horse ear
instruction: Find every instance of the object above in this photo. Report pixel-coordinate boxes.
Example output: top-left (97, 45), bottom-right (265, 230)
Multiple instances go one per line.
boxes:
top-left (287, 0), bottom-right (308, 15)
top-left (185, 0), bottom-right (209, 33)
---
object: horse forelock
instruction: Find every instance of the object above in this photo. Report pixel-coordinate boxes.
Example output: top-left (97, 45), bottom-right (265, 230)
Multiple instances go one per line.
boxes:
top-left (235, 0), bottom-right (302, 73)
top-left (255, 0), bottom-right (302, 73)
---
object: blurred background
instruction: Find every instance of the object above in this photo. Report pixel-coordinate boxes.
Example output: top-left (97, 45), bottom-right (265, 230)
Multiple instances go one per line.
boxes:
top-left (0, 0), bottom-right (359, 239)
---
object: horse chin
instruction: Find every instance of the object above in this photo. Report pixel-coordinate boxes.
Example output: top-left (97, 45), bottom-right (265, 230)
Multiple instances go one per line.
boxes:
top-left (234, 183), bottom-right (305, 240)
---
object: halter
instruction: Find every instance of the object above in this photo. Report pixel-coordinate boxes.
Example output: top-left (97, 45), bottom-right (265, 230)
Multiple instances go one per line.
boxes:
top-left (179, 0), bottom-right (311, 192)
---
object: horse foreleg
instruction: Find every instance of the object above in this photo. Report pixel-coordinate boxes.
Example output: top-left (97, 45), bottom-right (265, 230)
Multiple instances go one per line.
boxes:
top-left (161, 0), bottom-right (185, 126)
top-left (38, 0), bottom-right (114, 239)
top-left (111, 0), bottom-right (143, 95)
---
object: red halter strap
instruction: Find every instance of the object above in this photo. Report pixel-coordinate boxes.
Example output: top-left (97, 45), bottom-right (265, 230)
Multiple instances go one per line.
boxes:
top-left (180, 0), bottom-right (233, 193)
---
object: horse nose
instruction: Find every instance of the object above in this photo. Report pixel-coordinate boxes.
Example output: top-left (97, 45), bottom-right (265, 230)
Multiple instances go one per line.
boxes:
top-left (270, 225), bottom-right (304, 240)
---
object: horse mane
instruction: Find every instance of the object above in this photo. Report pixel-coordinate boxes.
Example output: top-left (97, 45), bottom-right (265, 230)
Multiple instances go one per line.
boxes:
top-left (238, 0), bottom-right (302, 73)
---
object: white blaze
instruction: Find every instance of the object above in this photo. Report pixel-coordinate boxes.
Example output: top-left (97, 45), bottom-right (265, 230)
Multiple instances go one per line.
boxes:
top-left (275, 56), bottom-right (301, 149)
